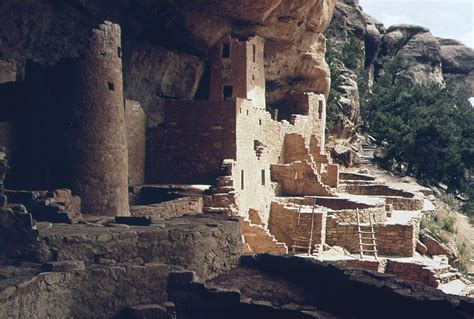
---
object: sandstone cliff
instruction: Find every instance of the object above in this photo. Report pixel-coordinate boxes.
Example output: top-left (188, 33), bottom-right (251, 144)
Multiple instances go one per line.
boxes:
top-left (0, 0), bottom-right (336, 120)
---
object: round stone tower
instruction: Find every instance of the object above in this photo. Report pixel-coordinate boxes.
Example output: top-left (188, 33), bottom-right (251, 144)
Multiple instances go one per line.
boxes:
top-left (58, 21), bottom-right (129, 216)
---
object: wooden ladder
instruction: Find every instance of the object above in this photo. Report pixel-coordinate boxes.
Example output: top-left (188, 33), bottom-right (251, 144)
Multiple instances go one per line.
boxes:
top-left (292, 198), bottom-right (317, 256)
top-left (356, 208), bottom-right (378, 260)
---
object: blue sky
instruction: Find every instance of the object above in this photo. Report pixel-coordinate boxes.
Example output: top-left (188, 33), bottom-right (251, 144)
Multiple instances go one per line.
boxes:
top-left (359, 0), bottom-right (474, 48)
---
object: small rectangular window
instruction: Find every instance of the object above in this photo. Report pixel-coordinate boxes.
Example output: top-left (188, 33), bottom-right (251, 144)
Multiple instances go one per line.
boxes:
top-left (318, 100), bottom-right (323, 119)
top-left (223, 85), bottom-right (233, 100)
top-left (261, 169), bottom-right (265, 185)
top-left (222, 43), bottom-right (230, 58)
top-left (107, 82), bottom-right (115, 91)
top-left (252, 44), bottom-right (256, 63)
top-left (241, 170), bottom-right (245, 190)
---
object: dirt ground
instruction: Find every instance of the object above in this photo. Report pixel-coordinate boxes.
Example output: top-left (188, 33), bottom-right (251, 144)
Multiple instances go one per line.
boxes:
top-left (456, 212), bottom-right (474, 274)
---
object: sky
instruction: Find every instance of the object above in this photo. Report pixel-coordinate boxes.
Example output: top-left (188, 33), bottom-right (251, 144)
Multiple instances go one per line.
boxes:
top-left (359, 0), bottom-right (474, 48)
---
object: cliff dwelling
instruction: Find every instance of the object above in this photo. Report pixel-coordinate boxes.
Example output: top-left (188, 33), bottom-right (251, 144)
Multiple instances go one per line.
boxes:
top-left (0, 1), bottom-right (472, 318)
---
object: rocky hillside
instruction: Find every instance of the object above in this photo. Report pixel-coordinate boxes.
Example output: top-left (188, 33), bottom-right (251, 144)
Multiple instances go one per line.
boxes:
top-left (325, 0), bottom-right (474, 139)
top-left (0, 0), bottom-right (336, 121)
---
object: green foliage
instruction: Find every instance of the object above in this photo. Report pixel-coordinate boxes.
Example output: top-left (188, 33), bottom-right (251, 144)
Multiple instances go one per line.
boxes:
top-left (341, 38), bottom-right (364, 70)
top-left (457, 242), bottom-right (470, 274)
top-left (325, 37), bottom-right (367, 131)
top-left (363, 56), bottom-right (474, 193)
top-left (461, 189), bottom-right (474, 224)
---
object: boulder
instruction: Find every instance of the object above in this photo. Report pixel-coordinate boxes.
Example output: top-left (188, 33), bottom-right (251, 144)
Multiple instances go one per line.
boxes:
top-left (439, 38), bottom-right (474, 75)
top-left (378, 24), bottom-right (443, 85)
top-left (330, 144), bottom-right (358, 167)
top-left (420, 233), bottom-right (457, 261)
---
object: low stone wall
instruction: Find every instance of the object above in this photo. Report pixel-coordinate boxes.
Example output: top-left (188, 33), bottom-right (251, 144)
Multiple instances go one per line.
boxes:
top-left (385, 260), bottom-right (438, 287)
top-left (35, 214), bottom-right (242, 280)
top-left (0, 263), bottom-right (169, 319)
top-left (326, 217), bottom-right (416, 257)
top-left (130, 196), bottom-right (203, 220)
top-left (241, 218), bottom-right (287, 254)
top-left (281, 196), bottom-right (383, 211)
top-left (328, 207), bottom-right (387, 224)
top-left (268, 202), bottom-right (326, 248)
top-left (385, 196), bottom-right (424, 211)
top-left (342, 184), bottom-right (415, 198)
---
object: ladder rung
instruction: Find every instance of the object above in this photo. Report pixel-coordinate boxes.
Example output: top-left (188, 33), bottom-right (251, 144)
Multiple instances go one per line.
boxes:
top-left (359, 231), bottom-right (374, 234)
top-left (360, 243), bottom-right (376, 246)
top-left (361, 249), bottom-right (378, 253)
top-left (292, 245), bottom-right (309, 249)
top-left (359, 237), bottom-right (377, 241)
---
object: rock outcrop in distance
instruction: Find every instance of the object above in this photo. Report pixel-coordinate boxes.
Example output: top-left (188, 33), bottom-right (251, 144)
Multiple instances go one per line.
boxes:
top-left (325, 0), bottom-right (474, 142)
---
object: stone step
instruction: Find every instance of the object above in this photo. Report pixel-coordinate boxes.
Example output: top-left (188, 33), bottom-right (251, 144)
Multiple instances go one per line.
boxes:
top-left (436, 272), bottom-right (461, 284)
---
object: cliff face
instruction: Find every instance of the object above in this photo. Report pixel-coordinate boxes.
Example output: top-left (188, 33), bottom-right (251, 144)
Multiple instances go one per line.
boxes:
top-left (325, 0), bottom-right (474, 140)
top-left (0, 0), bottom-right (336, 117)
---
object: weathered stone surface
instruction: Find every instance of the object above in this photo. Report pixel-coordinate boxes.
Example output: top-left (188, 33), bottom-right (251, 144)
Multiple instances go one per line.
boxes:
top-left (6, 189), bottom-right (82, 224)
top-left (124, 303), bottom-right (176, 319)
top-left (44, 260), bottom-right (85, 272)
top-left (124, 44), bottom-right (205, 112)
top-left (334, 59), bottom-right (359, 121)
top-left (35, 214), bottom-right (242, 280)
top-left (0, 263), bottom-right (169, 319)
top-left (203, 255), bottom-right (474, 319)
top-left (266, 32), bottom-right (331, 103)
top-left (330, 144), bottom-right (357, 167)
top-left (439, 38), bottom-right (474, 75)
top-left (126, 100), bottom-right (146, 186)
top-left (378, 24), bottom-right (443, 85)
top-left (190, 0), bottom-right (283, 23)
top-left (420, 233), bottom-right (457, 261)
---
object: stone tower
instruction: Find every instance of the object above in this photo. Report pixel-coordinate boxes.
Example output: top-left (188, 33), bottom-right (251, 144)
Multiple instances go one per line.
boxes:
top-left (209, 35), bottom-right (266, 108)
top-left (52, 22), bottom-right (129, 216)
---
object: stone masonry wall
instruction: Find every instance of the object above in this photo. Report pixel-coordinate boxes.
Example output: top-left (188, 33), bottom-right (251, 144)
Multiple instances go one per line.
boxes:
top-left (385, 260), bottom-right (438, 287)
top-left (268, 201), bottom-right (326, 248)
top-left (326, 217), bottom-right (416, 257)
top-left (328, 207), bottom-right (387, 223)
top-left (147, 100), bottom-right (237, 184)
top-left (342, 184), bottom-right (415, 198)
top-left (35, 214), bottom-right (242, 280)
top-left (49, 22), bottom-right (129, 216)
top-left (130, 196), bottom-right (203, 220)
top-left (385, 196), bottom-right (424, 211)
top-left (126, 99), bottom-right (146, 186)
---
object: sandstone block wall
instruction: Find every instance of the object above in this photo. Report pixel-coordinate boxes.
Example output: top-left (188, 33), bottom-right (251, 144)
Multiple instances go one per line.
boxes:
top-left (209, 35), bottom-right (266, 108)
top-left (342, 184), bottom-right (415, 198)
top-left (130, 196), bottom-right (203, 220)
top-left (385, 196), bottom-right (424, 211)
top-left (328, 207), bottom-right (387, 223)
top-left (240, 218), bottom-right (287, 254)
top-left (271, 160), bottom-right (333, 196)
top-left (46, 22), bottom-right (129, 216)
top-left (326, 217), bottom-right (416, 257)
top-left (147, 100), bottom-right (237, 184)
top-left (385, 260), bottom-right (438, 287)
top-left (35, 215), bottom-right (242, 280)
top-left (126, 99), bottom-right (146, 186)
top-left (268, 201), bottom-right (326, 248)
